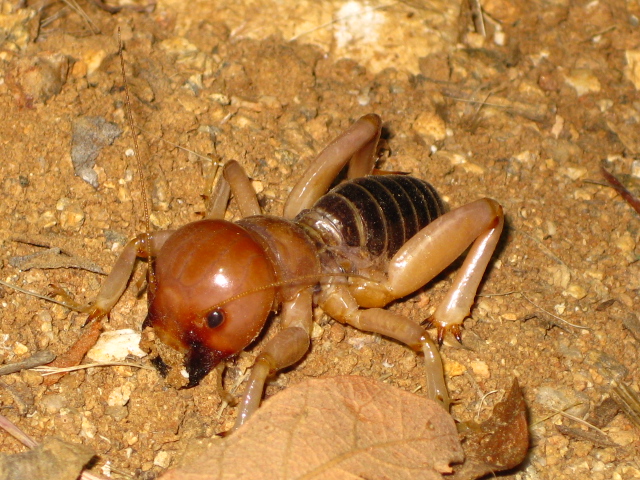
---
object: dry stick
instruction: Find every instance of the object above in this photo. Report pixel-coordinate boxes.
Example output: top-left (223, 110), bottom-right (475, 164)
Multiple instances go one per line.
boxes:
top-left (521, 293), bottom-right (589, 330)
top-left (0, 350), bottom-right (55, 376)
top-left (88, 0), bottom-right (156, 13)
top-left (35, 361), bottom-right (155, 375)
top-left (0, 414), bottom-right (37, 448)
top-left (468, 0), bottom-right (486, 36)
top-left (546, 406), bottom-right (611, 438)
top-left (612, 381), bottom-right (640, 429)
top-left (43, 319), bottom-right (103, 386)
top-left (601, 166), bottom-right (640, 216)
top-left (60, 0), bottom-right (100, 34)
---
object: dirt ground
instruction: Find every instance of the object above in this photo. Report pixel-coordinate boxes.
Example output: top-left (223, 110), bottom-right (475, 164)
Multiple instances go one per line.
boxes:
top-left (1, 0), bottom-right (640, 478)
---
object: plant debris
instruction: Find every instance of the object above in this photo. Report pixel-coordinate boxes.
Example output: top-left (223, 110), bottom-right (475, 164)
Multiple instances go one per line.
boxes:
top-left (160, 376), bottom-right (464, 480)
top-left (451, 379), bottom-right (529, 480)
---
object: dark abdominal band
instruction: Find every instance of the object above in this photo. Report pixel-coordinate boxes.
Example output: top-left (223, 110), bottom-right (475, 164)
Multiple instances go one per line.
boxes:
top-left (298, 175), bottom-right (445, 259)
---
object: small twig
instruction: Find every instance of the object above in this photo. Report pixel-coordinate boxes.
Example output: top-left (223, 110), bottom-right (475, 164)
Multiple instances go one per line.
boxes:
top-left (612, 381), bottom-right (640, 429)
top-left (475, 389), bottom-right (498, 422)
top-left (88, 0), bottom-right (156, 14)
top-left (0, 413), bottom-right (37, 448)
top-left (11, 234), bottom-right (76, 258)
top-left (61, 0), bottom-right (100, 34)
top-left (468, 0), bottom-right (486, 36)
top-left (601, 166), bottom-right (640, 216)
top-left (135, 126), bottom-right (224, 165)
top-left (521, 293), bottom-right (590, 330)
top-left (43, 320), bottom-right (103, 386)
top-left (555, 424), bottom-right (618, 448)
top-left (582, 25), bottom-right (617, 42)
top-left (515, 228), bottom-right (569, 267)
top-left (0, 350), bottom-right (56, 376)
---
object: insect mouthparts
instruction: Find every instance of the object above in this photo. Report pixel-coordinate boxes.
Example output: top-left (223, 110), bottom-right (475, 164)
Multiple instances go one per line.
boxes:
top-left (183, 340), bottom-right (228, 388)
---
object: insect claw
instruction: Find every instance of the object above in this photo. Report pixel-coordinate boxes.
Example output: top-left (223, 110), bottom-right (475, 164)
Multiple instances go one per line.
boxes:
top-left (424, 316), bottom-right (463, 345)
top-left (451, 324), bottom-right (463, 344)
top-left (84, 306), bottom-right (108, 325)
top-left (421, 316), bottom-right (434, 328)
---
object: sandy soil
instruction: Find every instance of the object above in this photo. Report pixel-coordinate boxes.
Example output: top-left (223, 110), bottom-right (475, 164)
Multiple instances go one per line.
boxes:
top-left (0, 0), bottom-right (639, 478)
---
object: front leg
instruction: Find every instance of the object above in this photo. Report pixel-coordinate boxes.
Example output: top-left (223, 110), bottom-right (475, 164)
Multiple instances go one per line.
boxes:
top-left (232, 288), bottom-right (314, 431)
top-left (86, 230), bottom-right (173, 321)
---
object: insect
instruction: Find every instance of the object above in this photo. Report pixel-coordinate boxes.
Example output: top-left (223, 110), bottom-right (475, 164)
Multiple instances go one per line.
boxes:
top-left (78, 112), bottom-right (504, 430)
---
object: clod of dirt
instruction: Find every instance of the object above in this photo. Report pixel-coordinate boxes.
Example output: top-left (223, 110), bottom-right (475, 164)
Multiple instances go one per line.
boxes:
top-left (160, 376), bottom-right (464, 480)
top-left (0, 436), bottom-right (94, 480)
top-left (5, 52), bottom-right (69, 107)
top-left (70, 116), bottom-right (122, 188)
top-left (451, 379), bottom-right (529, 480)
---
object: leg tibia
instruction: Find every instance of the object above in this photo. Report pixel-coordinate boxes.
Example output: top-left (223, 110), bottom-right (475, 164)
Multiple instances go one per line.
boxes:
top-left (88, 230), bottom-right (173, 322)
top-left (319, 285), bottom-right (450, 409)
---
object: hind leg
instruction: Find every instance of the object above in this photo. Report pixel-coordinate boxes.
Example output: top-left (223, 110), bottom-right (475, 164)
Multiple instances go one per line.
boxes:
top-left (284, 114), bottom-right (382, 218)
top-left (349, 198), bottom-right (504, 342)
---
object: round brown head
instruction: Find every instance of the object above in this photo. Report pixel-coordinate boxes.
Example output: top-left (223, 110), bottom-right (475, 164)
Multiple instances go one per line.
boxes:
top-left (145, 219), bottom-right (277, 386)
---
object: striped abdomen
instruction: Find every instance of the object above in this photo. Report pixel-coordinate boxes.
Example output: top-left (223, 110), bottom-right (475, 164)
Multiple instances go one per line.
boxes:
top-left (295, 175), bottom-right (445, 260)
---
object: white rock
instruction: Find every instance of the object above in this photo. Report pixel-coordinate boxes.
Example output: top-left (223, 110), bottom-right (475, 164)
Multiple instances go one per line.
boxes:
top-left (86, 329), bottom-right (146, 363)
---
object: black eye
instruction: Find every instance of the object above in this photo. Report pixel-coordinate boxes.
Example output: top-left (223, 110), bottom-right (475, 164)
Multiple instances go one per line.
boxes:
top-left (205, 308), bottom-right (225, 328)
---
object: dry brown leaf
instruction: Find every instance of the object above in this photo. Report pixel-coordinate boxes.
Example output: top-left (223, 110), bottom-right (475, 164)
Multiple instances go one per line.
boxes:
top-left (161, 376), bottom-right (464, 480)
top-left (451, 379), bottom-right (529, 480)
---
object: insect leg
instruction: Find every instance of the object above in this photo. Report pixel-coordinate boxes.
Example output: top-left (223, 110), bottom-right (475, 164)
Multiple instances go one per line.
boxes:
top-left (318, 284), bottom-right (450, 409)
top-left (86, 230), bottom-right (174, 321)
top-left (284, 114), bottom-right (382, 219)
top-left (232, 288), bottom-right (313, 431)
top-left (352, 198), bottom-right (504, 343)
top-left (223, 160), bottom-right (261, 217)
top-left (206, 164), bottom-right (230, 220)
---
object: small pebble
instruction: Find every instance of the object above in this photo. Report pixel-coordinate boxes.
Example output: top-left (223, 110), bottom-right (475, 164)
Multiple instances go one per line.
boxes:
top-left (564, 284), bottom-right (587, 300)
top-left (470, 360), bottom-right (490, 379)
top-left (564, 69), bottom-right (601, 96)
top-left (154, 451), bottom-right (171, 469)
top-left (412, 111), bottom-right (446, 144)
top-left (444, 360), bottom-right (466, 377)
top-left (107, 383), bottom-right (133, 407)
top-left (41, 393), bottom-right (67, 414)
top-left (624, 50), bottom-right (640, 90)
top-left (13, 342), bottom-right (28, 355)
top-left (536, 385), bottom-right (590, 417)
top-left (615, 232), bottom-right (636, 253)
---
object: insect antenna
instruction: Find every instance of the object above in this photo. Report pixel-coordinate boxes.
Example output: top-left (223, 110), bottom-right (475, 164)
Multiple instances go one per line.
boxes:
top-left (117, 29), bottom-right (156, 294)
top-left (197, 272), bottom-right (371, 315)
